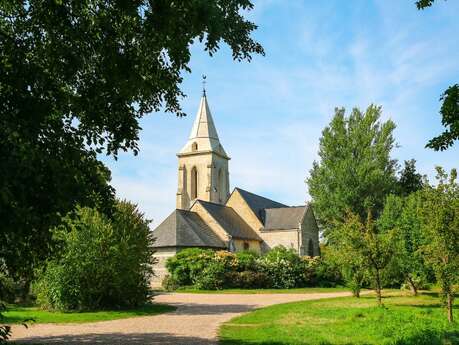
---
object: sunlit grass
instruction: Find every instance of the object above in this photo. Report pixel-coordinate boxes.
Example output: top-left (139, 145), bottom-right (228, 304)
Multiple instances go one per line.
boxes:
top-left (219, 291), bottom-right (459, 345)
top-left (3, 303), bottom-right (175, 324)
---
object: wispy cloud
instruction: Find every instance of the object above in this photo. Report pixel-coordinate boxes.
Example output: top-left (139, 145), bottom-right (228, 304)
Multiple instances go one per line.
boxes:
top-left (103, 0), bottom-right (459, 225)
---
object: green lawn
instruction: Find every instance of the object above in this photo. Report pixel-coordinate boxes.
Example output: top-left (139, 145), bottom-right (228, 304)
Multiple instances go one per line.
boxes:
top-left (219, 291), bottom-right (459, 345)
top-left (3, 303), bottom-right (175, 324)
top-left (171, 286), bottom-right (349, 294)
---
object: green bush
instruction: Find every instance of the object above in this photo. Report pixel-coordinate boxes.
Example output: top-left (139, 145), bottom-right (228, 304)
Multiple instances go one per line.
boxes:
top-left (33, 201), bottom-right (155, 310)
top-left (161, 275), bottom-right (180, 292)
top-left (165, 248), bottom-right (214, 286)
top-left (164, 245), bottom-right (338, 290)
top-left (234, 251), bottom-right (260, 271)
top-left (225, 271), bottom-right (270, 289)
top-left (194, 261), bottom-right (227, 290)
top-left (260, 246), bottom-right (306, 288)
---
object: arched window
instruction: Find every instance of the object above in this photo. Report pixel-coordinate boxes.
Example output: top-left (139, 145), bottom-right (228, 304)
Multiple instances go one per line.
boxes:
top-left (192, 142), bottom-right (198, 151)
top-left (191, 167), bottom-right (198, 199)
top-left (308, 239), bottom-right (314, 257)
top-left (218, 168), bottom-right (224, 202)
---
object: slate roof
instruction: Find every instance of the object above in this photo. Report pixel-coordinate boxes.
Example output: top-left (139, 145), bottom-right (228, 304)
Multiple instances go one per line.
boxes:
top-left (262, 206), bottom-right (308, 230)
top-left (235, 188), bottom-right (287, 221)
top-left (152, 209), bottom-right (226, 248)
top-left (197, 200), bottom-right (262, 241)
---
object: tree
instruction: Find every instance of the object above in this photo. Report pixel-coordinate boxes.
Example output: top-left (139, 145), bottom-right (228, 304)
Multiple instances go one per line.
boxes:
top-left (34, 200), bottom-right (155, 310)
top-left (307, 105), bottom-right (398, 236)
top-left (420, 167), bottom-right (459, 323)
top-left (378, 193), bottom-right (428, 295)
top-left (397, 159), bottom-right (424, 196)
top-left (333, 211), bottom-right (395, 306)
top-left (0, 1), bottom-right (263, 281)
top-left (416, 1), bottom-right (458, 151)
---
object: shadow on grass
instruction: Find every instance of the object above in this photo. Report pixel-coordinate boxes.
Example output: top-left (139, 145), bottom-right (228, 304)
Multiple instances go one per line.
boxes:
top-left (4, 303), bottom-right (176, 325)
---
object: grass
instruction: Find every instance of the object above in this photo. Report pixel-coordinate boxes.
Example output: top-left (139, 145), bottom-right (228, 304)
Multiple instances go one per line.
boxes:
top-left (219, 290), bottom-right (459, 345)
top-left (171, 286), bottom-right (349, 294)
top-left (3, 303), bottom-right (176, 324)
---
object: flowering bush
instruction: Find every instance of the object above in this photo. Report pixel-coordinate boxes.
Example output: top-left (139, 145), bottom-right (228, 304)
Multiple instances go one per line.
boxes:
top-left (163, 246), bottom-right (332, 290)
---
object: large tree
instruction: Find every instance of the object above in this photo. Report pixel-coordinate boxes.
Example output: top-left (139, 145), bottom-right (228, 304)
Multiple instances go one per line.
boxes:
top-left (416, 0), bottom-right (459, 151)
top-left (307, 105), bottom-right (398, 236)
top-left (420, 167), bottom-right (459, 323)
top-left (0, 1), bottom-right (263, 279)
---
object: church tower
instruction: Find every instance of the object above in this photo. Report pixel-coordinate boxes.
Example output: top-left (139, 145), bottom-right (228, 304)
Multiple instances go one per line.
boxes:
top-left (176, 91), bottom-right (230, 210)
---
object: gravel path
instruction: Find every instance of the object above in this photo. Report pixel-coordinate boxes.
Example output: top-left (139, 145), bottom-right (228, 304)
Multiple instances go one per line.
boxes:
top-left (11, 291), bottom-right (352, 344)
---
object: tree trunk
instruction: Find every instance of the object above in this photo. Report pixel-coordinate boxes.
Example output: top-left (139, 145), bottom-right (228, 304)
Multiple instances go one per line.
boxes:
top-left (447, 292), bottom-right (454, 323)
top-left (375, 269), bottom-right (382, 307)
top-left (407, 277), bottom-right (418, 296)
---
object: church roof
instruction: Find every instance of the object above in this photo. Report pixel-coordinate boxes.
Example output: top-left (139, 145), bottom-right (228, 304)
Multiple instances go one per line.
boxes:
top-left (261, 205), bottom-right (309, 230)
top-left (178, 94), bottom-right (228, 158)
top-left (234, 187), bottom-right (287, 222)
top-left (152, 209), bottom-right (226, 249)
top-left (197, 200), bottom-right (262, 241)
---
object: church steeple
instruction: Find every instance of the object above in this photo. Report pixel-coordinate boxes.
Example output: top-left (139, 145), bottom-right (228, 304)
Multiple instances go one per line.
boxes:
top-left (178, 93), bottom-right (228, 158)
top-left (176, 91), bottom-right (230, 210)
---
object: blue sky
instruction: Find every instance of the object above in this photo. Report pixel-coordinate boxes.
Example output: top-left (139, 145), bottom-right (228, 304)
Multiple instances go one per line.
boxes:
top-left (102, 0), bottom-right (459, 225)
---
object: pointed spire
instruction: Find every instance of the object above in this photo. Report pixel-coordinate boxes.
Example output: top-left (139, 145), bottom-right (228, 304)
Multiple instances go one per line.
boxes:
top-left (188, 94), bottom-right (219, 140)
top-left (178, 90), bottom-right (228, 158)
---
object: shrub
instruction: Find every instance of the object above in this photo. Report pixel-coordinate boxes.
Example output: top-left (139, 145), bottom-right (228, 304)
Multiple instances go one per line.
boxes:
top-left (161, 275), bottom-right (180, 292)
top-left (260, 246), bottom-right (306, 288)
top-left (234, 251), bottom-right (260, 271)
top-left (225, 271), bottom-right (270, 289)
top-left (166, 248), bottom-right (214, 286)
top-left (194, 261), bottom-right (227, 290)
top-left (33, 201), bottom-right (155, 310)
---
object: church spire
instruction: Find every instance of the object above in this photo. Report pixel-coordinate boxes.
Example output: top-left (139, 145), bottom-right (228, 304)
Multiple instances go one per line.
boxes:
top-left (178, 90), bottom-right (228, 158)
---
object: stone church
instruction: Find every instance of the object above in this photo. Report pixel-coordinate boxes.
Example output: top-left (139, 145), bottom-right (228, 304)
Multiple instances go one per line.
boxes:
top-left (151, 91), bottom-right (320, 285)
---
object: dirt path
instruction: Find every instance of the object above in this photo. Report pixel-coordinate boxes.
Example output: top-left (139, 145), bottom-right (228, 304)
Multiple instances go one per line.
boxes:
top-left (11, 291), bottom-right (352, 344)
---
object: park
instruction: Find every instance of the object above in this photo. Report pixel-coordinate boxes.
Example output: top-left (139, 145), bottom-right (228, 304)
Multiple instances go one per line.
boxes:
top-left (1, 1), bottom-right (459, 344)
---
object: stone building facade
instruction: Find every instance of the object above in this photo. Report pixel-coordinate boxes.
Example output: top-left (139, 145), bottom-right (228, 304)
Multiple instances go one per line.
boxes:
top-left (151, 92), bottom-right (320, 286)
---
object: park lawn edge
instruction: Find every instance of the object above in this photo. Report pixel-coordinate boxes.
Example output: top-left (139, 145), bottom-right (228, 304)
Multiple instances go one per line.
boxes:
top-left (3, 303), bottom-right (176, 325)
top-left (158, 286), bottom-right (350, 294)
top-left (217, 290), bottom-right (459, 345)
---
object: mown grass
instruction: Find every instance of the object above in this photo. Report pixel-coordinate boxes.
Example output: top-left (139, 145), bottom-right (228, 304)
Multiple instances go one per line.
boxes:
top-left (3, 303), bottom-right (175, 324)
top-left (219, 291), bottom-right (459, 345)
top-left (171, 286), bottom-right (349, 294)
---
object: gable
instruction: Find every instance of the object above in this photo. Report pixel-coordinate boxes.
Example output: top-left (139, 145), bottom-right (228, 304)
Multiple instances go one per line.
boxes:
top-left (197, 200), bottom-right (262, 241)
top-left (152, 209), bottom-right (226, 249)
top-left (262, 206), bottom-right (307, 230)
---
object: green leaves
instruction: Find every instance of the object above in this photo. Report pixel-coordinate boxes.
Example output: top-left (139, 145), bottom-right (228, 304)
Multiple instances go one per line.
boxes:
top-left (426, 84), bottom-right (459, 151)
top-left (307, 105), bottom-right (397, 236)
top-left (33, 201), bottom-right (155, 310)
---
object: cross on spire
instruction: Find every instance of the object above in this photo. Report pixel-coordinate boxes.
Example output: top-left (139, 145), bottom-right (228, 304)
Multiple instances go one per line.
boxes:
top-left (202, 74), bottom-right (207, 96)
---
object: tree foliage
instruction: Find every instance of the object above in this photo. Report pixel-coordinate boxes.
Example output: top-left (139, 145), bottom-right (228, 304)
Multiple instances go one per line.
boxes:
top-left (415, 1), bottom-right (458, 151)
top-left (307, 105), bottom-right (398, 236)
top-left (0, 0), bottom-right (263, 281)
top-left (397, 159), bottom-right (424, 196)
top-left (332, 211), bottom-right (395, 306)
top-left (378, 193), bottom-right (428, 295)
top-left (420, 167), bottom-right (459, 322)
top-left (33, 201), bottom-right (155, 310)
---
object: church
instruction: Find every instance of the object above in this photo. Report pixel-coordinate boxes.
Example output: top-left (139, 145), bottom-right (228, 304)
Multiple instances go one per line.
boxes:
top-left (151, 91), bottom-right (320, 286)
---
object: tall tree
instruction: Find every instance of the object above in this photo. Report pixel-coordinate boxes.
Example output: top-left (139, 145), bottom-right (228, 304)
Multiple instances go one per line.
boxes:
top-left (416, 0), bottom-right (459, 151)
top-left (0, 1), bottom-right (263, 279)
top-left (397, 159), bottom-right (424, 196)
top-left (420, 167), bottom-right (459, 323)
top-left (307, 105), bottom-right (398, 236)
top-left (378, 192), bottom-right (428, 296)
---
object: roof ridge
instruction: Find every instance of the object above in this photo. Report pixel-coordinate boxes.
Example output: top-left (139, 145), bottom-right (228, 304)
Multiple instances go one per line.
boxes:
top-left (234, 187), bottom-right (287, 207)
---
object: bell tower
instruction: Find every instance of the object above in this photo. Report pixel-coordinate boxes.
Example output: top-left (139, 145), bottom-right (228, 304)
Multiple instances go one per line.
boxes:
top-left (176, 90), bottom-right (230, 210)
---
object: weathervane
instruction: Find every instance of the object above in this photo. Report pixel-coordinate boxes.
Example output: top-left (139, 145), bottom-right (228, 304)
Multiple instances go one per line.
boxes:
top-left (202, 74), bottom-right (207, 96)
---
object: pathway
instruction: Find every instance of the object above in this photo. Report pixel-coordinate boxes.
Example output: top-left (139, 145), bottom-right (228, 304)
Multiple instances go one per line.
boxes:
top-left (11, 291), bottom-right (353, 344)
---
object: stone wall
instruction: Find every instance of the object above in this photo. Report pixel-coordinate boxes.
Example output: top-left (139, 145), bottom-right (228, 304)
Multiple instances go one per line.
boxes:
top-left (299, 207), bottom-right (320, 256)
top-left (259, 229), bottom-right (299, 253)
top-left (151, 247), bottom-right (177, 288)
